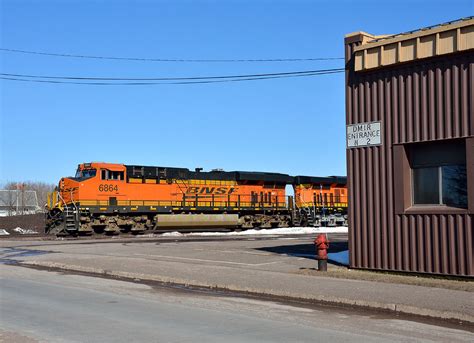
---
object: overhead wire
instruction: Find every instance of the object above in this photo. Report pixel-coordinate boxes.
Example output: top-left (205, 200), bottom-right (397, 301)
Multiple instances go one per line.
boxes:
top-left (0, 48), bottom-right (344, 62)
top-left (0, 68), bottom-right (344, 81)
top-left (0, 69), bottom-right (344, 85)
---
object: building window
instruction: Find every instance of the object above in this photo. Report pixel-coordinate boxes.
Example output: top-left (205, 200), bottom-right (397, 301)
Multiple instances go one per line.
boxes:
top-left (410, 140), bottom-right (467, 209)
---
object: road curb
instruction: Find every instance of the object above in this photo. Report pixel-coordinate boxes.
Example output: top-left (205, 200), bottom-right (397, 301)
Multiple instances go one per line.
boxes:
top-left (21, 260), bottom-right (474, 324)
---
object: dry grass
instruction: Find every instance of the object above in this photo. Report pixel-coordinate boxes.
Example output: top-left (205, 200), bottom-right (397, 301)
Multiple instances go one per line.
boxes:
top-left (297, 266), bottom-right (474, 292)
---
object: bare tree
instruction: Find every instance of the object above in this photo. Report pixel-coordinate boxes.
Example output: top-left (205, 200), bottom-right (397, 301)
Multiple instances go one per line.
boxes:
top-left (0, 189), bottom-right (17, 215)
top-left (24, 181), bottom-right (56, 208)
top-left (2, 181), bottom-right (55, 212)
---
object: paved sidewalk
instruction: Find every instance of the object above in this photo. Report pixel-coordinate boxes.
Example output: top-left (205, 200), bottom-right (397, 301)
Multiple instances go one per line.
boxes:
top-left (2, 236), bottom-right (473, 323)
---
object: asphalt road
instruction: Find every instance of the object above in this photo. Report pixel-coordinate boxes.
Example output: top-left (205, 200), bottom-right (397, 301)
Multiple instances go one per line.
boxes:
top-left (1, 265), bottom-right (472, 343)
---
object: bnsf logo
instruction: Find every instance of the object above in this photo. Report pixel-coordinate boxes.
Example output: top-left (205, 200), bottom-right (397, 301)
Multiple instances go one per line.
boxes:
top-left (186, 187), bottom-right (238, 195)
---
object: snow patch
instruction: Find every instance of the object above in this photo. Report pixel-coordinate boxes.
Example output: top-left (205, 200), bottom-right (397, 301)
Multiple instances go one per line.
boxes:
top-left (158, 226), bottom-right (348, 237)
top-left (13, 227), bottom-right (38, 235)
top-left (161, 231), bottom-right (184, 237)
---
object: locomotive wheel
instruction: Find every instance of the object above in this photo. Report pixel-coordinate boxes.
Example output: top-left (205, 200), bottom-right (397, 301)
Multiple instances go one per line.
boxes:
top-left (300, 216), bottom-right (309, 227)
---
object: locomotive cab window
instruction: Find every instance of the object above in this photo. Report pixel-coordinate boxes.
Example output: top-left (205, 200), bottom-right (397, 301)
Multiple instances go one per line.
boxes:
top-left (101, 169), bottom-right (124, 181)
top-left (409, 140), bottom-right (467, 209)
top-left (74, 168), bottom-right (97, 180)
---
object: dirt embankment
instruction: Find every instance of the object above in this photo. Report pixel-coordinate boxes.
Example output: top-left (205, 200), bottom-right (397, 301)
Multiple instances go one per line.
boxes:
top-left (0, 213), bottom-right (46, 236)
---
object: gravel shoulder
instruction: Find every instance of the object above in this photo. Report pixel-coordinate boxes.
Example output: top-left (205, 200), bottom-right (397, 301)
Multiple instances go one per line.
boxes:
top-left (0, 213), bottom-right (45, 236)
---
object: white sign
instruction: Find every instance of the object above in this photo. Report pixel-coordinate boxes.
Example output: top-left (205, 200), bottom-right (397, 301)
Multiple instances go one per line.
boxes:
top-left (346, 121), bottom-right (382, 148)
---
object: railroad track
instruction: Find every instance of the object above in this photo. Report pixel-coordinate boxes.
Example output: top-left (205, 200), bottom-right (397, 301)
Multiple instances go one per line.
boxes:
top-left (0, 230), bottom-right (348, 243)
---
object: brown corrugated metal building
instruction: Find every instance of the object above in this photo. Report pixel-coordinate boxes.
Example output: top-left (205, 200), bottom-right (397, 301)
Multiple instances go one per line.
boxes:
top-left (345, 17), bottom-right (473, 277)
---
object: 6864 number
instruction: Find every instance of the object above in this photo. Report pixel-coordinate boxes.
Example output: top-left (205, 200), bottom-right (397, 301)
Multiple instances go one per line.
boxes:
top-left (98, 184), bottom-right (119, 192)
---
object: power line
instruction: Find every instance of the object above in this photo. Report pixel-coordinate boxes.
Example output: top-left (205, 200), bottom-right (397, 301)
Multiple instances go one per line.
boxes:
top-left (0, 68), bottom-right (344, 81)
top-left (0, 48), bottom-right (344, 63)
top-left (0, 70), bottom-right (344, 86)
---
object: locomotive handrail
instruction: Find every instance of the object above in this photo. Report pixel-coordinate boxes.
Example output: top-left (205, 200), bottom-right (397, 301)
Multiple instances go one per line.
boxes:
top-left (78, 198), bottom-right (288, 209)
top-left (70, 188), bottom-right (78, 213)
top-left (57, 191), bottom-right (67, 209)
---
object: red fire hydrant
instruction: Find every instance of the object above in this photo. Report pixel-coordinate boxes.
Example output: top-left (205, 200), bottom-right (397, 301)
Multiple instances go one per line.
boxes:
top-left (314, 234), bottom-right (329, 271)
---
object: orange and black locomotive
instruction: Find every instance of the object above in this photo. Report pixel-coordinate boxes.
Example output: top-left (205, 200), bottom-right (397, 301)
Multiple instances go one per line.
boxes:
top-left (46, 162), bottom-right (347, 236)
top-left (292, 175), bottom-right (347, 227)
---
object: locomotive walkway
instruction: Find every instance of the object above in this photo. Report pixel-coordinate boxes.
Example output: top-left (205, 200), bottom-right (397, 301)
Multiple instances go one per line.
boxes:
top-left (1, 234), bottom-right (473, 325)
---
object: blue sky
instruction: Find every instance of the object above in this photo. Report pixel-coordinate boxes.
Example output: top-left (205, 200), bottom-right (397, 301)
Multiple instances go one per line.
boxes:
top-left (0, 0), bottom-right (471, 184)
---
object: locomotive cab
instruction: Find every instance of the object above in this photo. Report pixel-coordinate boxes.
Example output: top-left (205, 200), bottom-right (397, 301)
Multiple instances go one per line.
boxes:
top-left (46, 162), bottom-right (127, 235)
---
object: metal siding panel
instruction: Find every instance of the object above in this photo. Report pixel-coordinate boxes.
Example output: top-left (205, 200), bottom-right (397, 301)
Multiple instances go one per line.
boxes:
top-left (392, 74), bottom-right (399, 144)
top-left (421, 69), bottom-right (429, 140)
top-left (436, 67), bottom-right (444, 140)
top-left (380, 78), bottom-right (389, 269)
top-left (413, 70), bottom-right (420, 141)
top-left (369, 76), bottom-right (376, 122)
top-left (360, 148), bottom-right (368, 267)
top-left (444, 66), bottom-right (453, 138)
top-left (424, 215), bottom-right (433, 273)
top-left (346, 44), bottom-right (354, 125)
top-left (365, 80), bottom-right (371, 121)
top-left (406, 71), bottom-right (414, 142)
top-left (347, 52), bottom-right (354, 267)
top-left (402, 215), bottom-right (410, 271)
top-left (348, 151), bottom-right (355, 267)
top-left (395, 216), bottom-right (402, 270)
top-left (354, 148), bottom-right (362, 268)
top-left (428, 69), bottom-right (437, 140)
top-left (466, 138), bottom-right (474, 214)
top-left (399, 74), bottom-right (407, 143)
top-left (417, 215), bottom-right (425, 272)
top-left (432, 215), bottom-right (441, 274)
top-left (367, 75), bottom-right (376, 268)
top-left (409, 215), bottom-right (417, 271)
top-left (385, 75), bottom-right (396, 269)
top-left (466, 216), bottom-right (473, 275)
top-left (456, 215), bottom-right (466, 275)
top-left (440, 215), bottom-right (449, 274)
top-left (347, 44), bottom-right (355, 267)
top-left (461, 61), bottom-right (469, 136)
top-left (448, 215), bottom-right (457, 274)
top-left (470, 62), bottom-right (474, 136)
top-left (346, 41), bottom-right (358, 269)
top-left (453, 63), bottom-right (461, 137)
top-left (374, 146), bottom-right (382, 269)
top-left (353, 84), bottom-right (359, 124)
top-left (346, 40), bottom-right (472, 276)
top-left (393, 146), bottom-right (406, 214)
top-left (367, 146), bottom-right (374, 268)
top-left (359, 81), bottom-right (365, 123)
